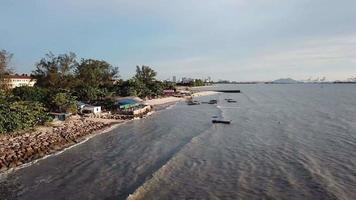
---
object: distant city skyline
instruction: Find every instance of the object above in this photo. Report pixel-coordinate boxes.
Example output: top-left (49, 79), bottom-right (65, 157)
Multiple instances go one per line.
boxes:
top-left (1, 0), bottom-right (356, 81)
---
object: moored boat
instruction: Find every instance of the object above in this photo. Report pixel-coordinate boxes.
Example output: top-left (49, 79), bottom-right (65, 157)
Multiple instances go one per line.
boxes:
top-left (187, 100), bottom-right (200, 105)
top-left (208, 100), bottom-right (218, 104)
top-left (212, 119), bottom-right (231, 124)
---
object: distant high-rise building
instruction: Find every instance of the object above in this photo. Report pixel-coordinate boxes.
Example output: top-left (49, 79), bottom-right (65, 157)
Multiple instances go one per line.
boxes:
top-left (172, 76), bottom-right (176, 83)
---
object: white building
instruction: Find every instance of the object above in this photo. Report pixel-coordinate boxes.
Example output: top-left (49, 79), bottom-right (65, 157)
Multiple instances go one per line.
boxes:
top-left (3, 74), bottom-right (36, 89)
top-left (82, 106), bottom-right (102, 114)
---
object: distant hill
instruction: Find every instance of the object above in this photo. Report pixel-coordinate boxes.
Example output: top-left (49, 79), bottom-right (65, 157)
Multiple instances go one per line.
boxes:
top-left (272, 78), bottom-right (300, 84)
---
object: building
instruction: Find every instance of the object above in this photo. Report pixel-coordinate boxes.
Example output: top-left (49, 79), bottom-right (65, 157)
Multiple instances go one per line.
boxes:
top-left (172, 76), bottom-right (177, 83)
top-left (116, 98), bottom-right (140, 110)
top-left (163, 89), bottom-right (176, 96)
top-left (50, 112), bottom-right (72, 121)
top-left (82, 106), bottom-right (102, 114)
top-left (3, 74), bottom-right (36, 89)
top-left (115, 97), bottom-right (151, 117)
top-left (77, 102), bottom-right (102, 115)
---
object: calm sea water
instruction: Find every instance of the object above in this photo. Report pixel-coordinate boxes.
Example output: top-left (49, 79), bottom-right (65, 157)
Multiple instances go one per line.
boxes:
top-left (1, 84), bottom-right (356, 200)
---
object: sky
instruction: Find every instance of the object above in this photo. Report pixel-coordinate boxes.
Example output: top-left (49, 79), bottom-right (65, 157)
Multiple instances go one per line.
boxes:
top-left (1, 0), bottom-right (356, 81)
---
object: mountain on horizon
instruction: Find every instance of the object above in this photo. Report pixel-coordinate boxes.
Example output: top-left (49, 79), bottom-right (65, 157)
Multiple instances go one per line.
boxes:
top-left (272, 78), bottom-right (300, 84)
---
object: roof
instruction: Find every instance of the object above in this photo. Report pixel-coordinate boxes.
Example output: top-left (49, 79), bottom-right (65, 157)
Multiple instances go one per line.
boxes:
top-left (83, 105), bottom-right (101, 108)
top-left (5, 74), bottom-right (33, 80)
top-left (77, 101), bottom-right (86, 106)
top-left (117, 98), bottom-right (139, 106)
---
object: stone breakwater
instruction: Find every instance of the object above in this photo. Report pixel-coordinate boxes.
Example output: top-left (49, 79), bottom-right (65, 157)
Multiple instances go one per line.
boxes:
top-left (0, 119), bottom-right (112, 173)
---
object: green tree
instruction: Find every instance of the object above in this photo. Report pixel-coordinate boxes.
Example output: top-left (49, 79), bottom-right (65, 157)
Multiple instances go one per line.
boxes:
top-left (32, 52), bottom-right (77, 90)
top-left (162, 81), bottom-right (176, 90)
top-left (115, 79), bottom-right (138, 97)
top-left (12, 86), bottom-right (47, 103)
top-left (75, 59), bottom-right (119, 102)
top-left (133, 65), bottom-right (162, 98)
top-left (0, 101), bottom-right (51, 134)
top-left (76, 59), bottom-right (118, 88)
top-left (134, 65), bottom-right (157, 84)
top-left (52, 92), bottom-right (77, 113)
top-left (193, 79), bottom-right (205, 87)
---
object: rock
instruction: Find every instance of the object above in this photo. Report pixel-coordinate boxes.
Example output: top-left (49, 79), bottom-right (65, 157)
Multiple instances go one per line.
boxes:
top-left (0, 119), bottom-right (111, 173)
top-left (0, 165), bottom-right (8, 172)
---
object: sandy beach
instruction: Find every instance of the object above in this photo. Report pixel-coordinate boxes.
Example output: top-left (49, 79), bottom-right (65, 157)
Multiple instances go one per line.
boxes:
top-left (191, 91), bottom-right (220, 97)
top-left (144, 97), bottom-right (184, 106)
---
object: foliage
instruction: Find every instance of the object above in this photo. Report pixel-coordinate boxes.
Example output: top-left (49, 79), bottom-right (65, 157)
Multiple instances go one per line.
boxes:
top-left (52, 92), bottom-right (77, 113)
top-left (73, 59), bottom-right (119, 102)
top-left (115, 79), bottom-right (138, 97)
top-left (162, 81), bottom-right (176, 90)
top-left (0, 101), bottom-right (51, 134)
top-left (76, 59), bottom-right (118, 88)
top-left (0, 50), bottom-right (188, 133)
top-left (134, 65), bottom-right (157, 84)
top-left (131, 65), bottom-right (163, 98)
top-left (32, 52), bottom-right (77, 90)
top-left (192, 79), bottom-right (205, 87)
top-left (12, 86), bottom-right (48, 103)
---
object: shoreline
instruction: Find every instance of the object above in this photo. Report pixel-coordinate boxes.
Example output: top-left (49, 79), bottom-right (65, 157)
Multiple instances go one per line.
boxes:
top-left (0, 96), bottom-right (184, 175)
top-left (0, 121), bottom-right (123, 178)
top-left (0, 94), bottom-right (217, 176)
top-left (0, 118), bottom-right (125, 176)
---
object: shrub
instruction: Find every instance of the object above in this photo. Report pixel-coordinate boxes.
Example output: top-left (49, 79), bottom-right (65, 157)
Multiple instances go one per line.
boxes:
top-left (0, 101), bottom-right (52, 134)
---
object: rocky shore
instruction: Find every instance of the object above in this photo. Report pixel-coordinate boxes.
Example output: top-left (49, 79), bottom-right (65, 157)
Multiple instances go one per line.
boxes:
top-left (0, 97), bottom-right (182, 174)
top-left (0, 118), bottom-right (117, 173)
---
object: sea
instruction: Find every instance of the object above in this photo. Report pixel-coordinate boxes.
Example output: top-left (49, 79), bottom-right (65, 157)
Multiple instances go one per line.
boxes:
top-left (1, 84), bottom-right (356, 200)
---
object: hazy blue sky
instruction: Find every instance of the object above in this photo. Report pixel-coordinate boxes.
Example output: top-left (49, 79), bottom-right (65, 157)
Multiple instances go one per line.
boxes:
top-left (1, 0), bottom-right (356, 81)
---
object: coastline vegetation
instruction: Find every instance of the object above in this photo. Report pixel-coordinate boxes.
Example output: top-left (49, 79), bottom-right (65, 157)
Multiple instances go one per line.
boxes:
top-left (0, 50), bottom-right (179, 134)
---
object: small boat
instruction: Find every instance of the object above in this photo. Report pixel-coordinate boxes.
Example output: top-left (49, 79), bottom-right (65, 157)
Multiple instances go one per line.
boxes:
top-left (224, 98), bottom-right (233, 101)
top-left (187, 101), bottom-right (200, 105)
top-left (208, 100), bottom-right (218, 104)
top-left (227, 99), bottom-right (237, 103)
top-left (212, 119), bottom-right (231, 124)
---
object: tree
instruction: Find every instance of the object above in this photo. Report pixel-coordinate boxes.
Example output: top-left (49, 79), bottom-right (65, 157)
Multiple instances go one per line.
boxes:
top-left (76, 59), bottom-right (118, 87)
top-left (12, 86), bottom-right (47, 103)
top-left (74, 59), bottom-right (119, 102)
top-left (193, 79), bottom-right (205, 87)
top-left (32, 52), bottom-right (77, 90)
top-left (134, 65), bottom-right (157, 84)
top-left (52, 92), bottom-right (77, 113)
top-left (133, 65), bottom-right (162, 98)
top-left (0, 101), bottom-right (51, 134)
top-left (0, 50), bottom-right (13, 90)
top-left (162, 81), bottom-right (176, 90)
top-left (148, 80), bottom-right (164, 97)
